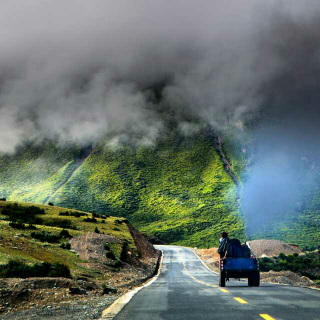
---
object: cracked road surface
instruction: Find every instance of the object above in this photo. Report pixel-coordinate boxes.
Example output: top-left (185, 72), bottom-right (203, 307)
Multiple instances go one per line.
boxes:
top-left (114, 245), bottom-right (320, 320)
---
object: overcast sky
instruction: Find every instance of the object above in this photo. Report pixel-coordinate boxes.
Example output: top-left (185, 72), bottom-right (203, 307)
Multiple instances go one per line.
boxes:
top-left (0, 0), bottom-right (319, 151)
top-left (1, 1), bottom-right (320, 230)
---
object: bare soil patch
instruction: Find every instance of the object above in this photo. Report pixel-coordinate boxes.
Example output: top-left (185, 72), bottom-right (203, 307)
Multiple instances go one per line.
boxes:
top-left (247, 240), bottom-right (301, 257)
top-left (260, 270), bottom-right (315, 286)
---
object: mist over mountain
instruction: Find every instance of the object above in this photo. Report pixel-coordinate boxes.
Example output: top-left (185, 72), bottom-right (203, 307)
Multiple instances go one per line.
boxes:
top-left (1, 1), bottom-right (319, 149)
top-left (1, 1), bottom-right (320, 246)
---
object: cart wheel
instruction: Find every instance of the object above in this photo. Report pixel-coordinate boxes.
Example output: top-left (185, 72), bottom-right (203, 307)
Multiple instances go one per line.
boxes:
top-left (254, 271), bottom-right (260, 287)
top-left (248, 273), bottom-right (254, 287)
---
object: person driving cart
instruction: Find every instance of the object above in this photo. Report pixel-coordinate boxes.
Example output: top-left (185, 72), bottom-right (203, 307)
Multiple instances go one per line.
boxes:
top-left (218, 232), bottom-right (229, 258)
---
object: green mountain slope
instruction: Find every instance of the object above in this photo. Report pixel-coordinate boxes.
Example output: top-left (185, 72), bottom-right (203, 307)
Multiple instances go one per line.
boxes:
top-left (0, 141), bottom-right (81, 203)
top-left (1, 131), bottom-right (319, 248)
top-left (0, 133), bottom-right (245, 247)
top-left (249, 178), bottom-right (320, 249)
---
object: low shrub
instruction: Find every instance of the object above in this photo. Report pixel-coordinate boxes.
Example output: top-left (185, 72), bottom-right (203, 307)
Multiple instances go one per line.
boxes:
top-left (70, 211), bottom-right (86, 218)
top-left (44, 219), bottom-right (76, 230)
top-left (59, 211), bottom-right (70, 216)
top-left (83, 217), bottom-right (97, 223)
top-left (107, 261), bottom-right (123, 269)
top-left (8, 215), bottom-right (43, 225)
top-left (9, 222), bottom-right (25, 229)
top-left (59, 229), bottom-right (72, 238)
top-left (31, 231), bottom-right (61, 243)
top-left (2, 204), bottom-right (45, 216)
top-left (92, 212), bottom-right (100, 218)
top-left (106, 251), bottom-right (116, 260)
top-left (48, 202), bottom-right (54, 206)
top-left (9, 222), bottom-right (37, 230)
top-left (102, 284), bottom-right (117, 294)
top-left (59, 211), bottom-right (86, 218)
top-left (2, 204), bottom-right (44, 225)
top-left (60, 243), bottom-right (71, 250)
top-left (94, 227), bottom-right (100, 234)
top-left (259, 251), bottom-right (320, 275)
top-left (0, 260), bottom-right (71, 278)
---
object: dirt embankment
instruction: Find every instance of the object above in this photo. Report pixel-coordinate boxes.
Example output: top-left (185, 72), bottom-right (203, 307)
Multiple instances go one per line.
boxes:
top-left (196, 248), bottom-right (220, 272)
top-left (126, 223), bottom-right (159, 259)
top-left (0, 225), bottom-right (161, 318)
top-left (247, 240), bottom-right (302, 257)
top-left (68, 226), bottom-right (160, 289)
top-left (260, 271), bottom-right (314, 286)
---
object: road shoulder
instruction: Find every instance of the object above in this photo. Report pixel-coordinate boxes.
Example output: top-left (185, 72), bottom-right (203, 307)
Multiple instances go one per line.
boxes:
top-left (99, 250), bottom-right (163, 319)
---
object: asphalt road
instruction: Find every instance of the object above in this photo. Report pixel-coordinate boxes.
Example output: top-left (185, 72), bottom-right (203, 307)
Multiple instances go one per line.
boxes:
top-left (114, 245), bottom-right (320, 320)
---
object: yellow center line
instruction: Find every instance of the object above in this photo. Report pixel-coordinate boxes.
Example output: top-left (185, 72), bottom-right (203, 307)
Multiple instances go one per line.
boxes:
top-left (260, 314), bottom-right (276, 320)
top-left (234, 297), bottom-right (248, 304)
top-left (176, 250), bottom-right (278, 320)
top-left (179, 251), bottom-right (276, 320)
top-left (179, 254), bottom-right (217, 288)
top-left (184, 264), bottom-right (217, 288)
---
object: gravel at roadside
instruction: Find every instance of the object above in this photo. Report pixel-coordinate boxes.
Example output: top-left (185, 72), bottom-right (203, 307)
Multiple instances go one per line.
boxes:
top-left (0, 295), bottom-right (118, 320)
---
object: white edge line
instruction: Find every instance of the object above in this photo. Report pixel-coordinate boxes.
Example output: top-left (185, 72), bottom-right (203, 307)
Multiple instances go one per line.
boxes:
top-left (99, 250), bottom-right (164, 319)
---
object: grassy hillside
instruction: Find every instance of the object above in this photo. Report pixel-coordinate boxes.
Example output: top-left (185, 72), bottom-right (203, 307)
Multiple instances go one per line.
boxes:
top-left (0, 200), bottom-right (136, 279)
top-left (0, 133), bottom-right (245, 247)
top-left (249, 180), bottom-right (320, 248)
top-left (0, 141), bottom-right (81, 203)
top-left (1, 130), bottom-right (319, 248)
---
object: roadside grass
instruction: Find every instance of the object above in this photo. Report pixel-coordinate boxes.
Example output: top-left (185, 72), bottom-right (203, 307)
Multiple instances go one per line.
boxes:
top-left (0, 201), bottom-right (136, 279)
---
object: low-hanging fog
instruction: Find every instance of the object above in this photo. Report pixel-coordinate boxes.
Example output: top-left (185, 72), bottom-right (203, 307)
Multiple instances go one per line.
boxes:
top-left (1, 0), bottom-right (320, 233)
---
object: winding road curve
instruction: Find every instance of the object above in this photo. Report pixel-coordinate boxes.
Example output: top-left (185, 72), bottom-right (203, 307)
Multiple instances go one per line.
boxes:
top-left (113, 245), bottom-right (320, 320)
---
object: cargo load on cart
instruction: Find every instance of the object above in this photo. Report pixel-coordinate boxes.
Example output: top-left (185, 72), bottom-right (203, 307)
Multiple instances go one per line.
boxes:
top-left (218, 239), bottom-right (260, 287)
